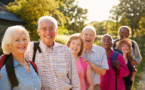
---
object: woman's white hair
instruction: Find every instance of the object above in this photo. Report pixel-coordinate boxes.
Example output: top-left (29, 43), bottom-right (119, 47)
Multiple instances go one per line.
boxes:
top-left (101, 34), bottom-right (113, 43)
top-left (2, 25), bottom-right (30, 54)
top-left (38, 16), bottom-right (58, 29)
top-left (82, 25), bottom-right (96, 36)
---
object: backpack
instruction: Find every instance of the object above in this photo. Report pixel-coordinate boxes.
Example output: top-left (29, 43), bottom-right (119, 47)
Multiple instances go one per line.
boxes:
top-left (113, 39), bottom-right (135, 50)
top-left (0, 41), bottom-right (41, 88)
top-left (111, 50), bottom-right (123, 90)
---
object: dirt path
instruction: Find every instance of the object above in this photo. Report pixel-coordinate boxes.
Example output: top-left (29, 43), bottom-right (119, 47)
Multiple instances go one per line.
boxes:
top-left (135, 68), bottom-right (145, 90)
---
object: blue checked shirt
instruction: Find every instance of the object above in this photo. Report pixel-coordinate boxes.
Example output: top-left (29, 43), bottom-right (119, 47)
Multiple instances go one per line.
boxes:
top-left (82, 45), bottom-right (109, 85)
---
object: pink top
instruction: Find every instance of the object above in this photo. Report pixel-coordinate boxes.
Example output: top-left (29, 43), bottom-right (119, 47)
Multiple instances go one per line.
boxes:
top-left (100, 50), bottom-right (129, 90)
top-left (75, 57), bottom-right (90, 90)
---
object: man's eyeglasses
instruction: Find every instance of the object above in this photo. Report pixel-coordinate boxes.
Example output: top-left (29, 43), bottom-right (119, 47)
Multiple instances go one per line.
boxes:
top-left (39, 26), bottom-right (56, 32)
top-left (102, 39), bottom-right (112, 42)
top-left (83, 34), bottom-right (94, 38)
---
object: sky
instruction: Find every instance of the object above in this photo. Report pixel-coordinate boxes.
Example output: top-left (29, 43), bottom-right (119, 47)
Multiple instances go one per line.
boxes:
top-left (77, 0), bottom-right (120, 23)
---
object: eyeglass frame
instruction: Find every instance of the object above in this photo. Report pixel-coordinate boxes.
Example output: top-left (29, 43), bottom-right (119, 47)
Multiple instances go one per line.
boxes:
top-left (39, 26), bottom-right (56, 32)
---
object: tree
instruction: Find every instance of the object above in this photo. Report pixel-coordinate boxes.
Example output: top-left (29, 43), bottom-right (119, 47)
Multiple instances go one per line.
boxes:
top-left (59, 0), bottom-right (88, 33)
top-left (7, 0), bottom-right (67, 40)
top-left (110, 0), bottom-right (145, 37)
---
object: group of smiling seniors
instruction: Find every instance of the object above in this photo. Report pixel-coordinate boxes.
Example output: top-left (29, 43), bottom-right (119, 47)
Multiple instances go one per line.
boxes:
top-left (0, 15), bottom-right (142, 90)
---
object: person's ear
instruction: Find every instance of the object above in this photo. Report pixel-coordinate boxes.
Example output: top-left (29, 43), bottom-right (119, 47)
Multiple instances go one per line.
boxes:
top-left (37, 28), bottom-right (40, 36)
top-left (7, 44), bottom-right (11, 53)
top-left (111, 42), bottom-right (113, 47)
top-left (55, 28), bottom-right (58, 35)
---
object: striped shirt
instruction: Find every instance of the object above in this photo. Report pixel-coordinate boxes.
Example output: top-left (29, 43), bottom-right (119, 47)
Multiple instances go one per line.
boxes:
top-left (82, 45), bottom-right (109, 85)
top-left (25, 40), bottom-right (80, 90)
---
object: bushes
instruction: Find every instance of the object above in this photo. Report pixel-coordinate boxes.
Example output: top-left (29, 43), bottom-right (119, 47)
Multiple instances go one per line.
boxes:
top-left (55, 35), bottom-right (69, 45)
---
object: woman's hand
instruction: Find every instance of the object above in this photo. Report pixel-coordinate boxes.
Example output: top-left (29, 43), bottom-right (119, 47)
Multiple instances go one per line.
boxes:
top-left (82, 58), bottom-right (92, 66)
top-left (113, 60), bottom-right (120, 70)
top-left (127, 56), bottom-right (137, 65)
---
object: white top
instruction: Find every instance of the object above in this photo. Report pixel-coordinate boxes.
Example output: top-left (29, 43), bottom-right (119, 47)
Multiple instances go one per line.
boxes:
top-left (82, 45), bottom-right (109, 84)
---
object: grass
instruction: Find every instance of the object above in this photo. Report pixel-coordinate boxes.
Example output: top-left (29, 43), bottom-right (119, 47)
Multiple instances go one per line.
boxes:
top-left (132, 38), bottom-right (145, 89)
top-left (133, 55), bottom-right (145, 89)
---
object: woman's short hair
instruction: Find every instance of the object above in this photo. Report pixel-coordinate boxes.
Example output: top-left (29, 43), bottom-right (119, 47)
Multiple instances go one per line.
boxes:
top-left (118, 26), bottom-right (131, 34)
top-left (66, 33), bottom-right (84, 57)
top-left (116, 38), bottom-right (132, 56)
top-left (38, 16), bottom-right (58, 29)
top-left (101, 34), bottom-right (113, 43)
top-left (82, 25), bottom-right (96, 36)
top-left (2, 25), bottom-right (30, 54)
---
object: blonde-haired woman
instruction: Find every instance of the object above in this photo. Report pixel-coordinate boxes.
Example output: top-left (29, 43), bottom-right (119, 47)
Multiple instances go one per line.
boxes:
top-left (66, 33), bottom-right (94, 90)
top-left (0, 25), bottom-right (41, 90)
top-left (117, 38), bottom-right (136, 90)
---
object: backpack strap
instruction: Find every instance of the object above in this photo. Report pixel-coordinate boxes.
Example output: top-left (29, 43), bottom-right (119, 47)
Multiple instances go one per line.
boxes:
top-left (132, 41), bottom-right (135, 50)
top-left (111, 51), bottom-right (119, 68)
top-left (113, 39), bottom-right (120, 49)
top-left (0, 54), bottom-right (38, 89)
top-left (32, 42), bottom-right (41, 62)
top-left (5, 54), bottom-right (18, 88)
top-left (80, 57), bottom-right (87, 80)
top-left (111, 51), bottom-right (120, 90)
top-left (114, 49), bottom-right (123, 55)
top-left (29, 60), bottom-right (38, 74)
top-left (0, 54), bottom-right (6, 70)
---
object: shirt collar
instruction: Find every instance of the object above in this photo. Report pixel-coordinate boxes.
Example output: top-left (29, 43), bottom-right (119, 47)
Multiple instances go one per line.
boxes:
top-left (13, 58), bottom-right (29, 68)
top-left (39, 40), bottom-right (59, 52)
top-left (84, 45), bottom-right (97, 54)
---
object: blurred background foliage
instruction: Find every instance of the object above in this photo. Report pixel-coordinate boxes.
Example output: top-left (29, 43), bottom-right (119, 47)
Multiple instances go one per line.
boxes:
top-left (2, 0), bottom-right (145, 89)
top-left (6, 0), bottom-right (145, 41)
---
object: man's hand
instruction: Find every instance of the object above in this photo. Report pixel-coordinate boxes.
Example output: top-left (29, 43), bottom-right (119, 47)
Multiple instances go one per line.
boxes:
top-left (82, 58), bottom-right (92, 66)
top-left (113, 60), bottom-right (120, 70)
top-left (127, 56), bottom-right (137, 65)
top-left (128, 56), bottom-right (134, 62)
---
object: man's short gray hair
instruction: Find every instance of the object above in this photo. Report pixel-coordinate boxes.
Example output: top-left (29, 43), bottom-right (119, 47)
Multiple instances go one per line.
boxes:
top-left (82, 25), bottom-right (96, 36)
top-left (118, 26), bottom-right (131, 34)
top-left (2, 25), bottom-right (30, 54)
top-left (38, 16), bottom-right (58, 29)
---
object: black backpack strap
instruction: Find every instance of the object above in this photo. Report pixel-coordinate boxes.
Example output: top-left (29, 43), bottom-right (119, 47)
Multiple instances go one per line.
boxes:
top-left (32, 42), bottom-right (41, 62)
top-left (115, 70), bottom-right (117, 90)
top-left (4, 55), bottom-right (9, 64)
top-left (5, 54), bottom-right (18, 88)
top-left (132, 41), bottom-right (135, 50)
top-left (113, 39), bottom-right (120, 49)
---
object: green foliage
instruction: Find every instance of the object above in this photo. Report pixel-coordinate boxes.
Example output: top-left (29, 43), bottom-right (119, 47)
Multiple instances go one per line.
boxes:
top-left (89, 20), bottom-right (120, 37)
top-left (110, 0), bottom-right (145, 38)
top-left (6, 0), bottom-right (88, 40)
top-left (6, 0), bottom-right (68, 41)
top-left (55, 35), bottom-right (69, 45)
top-left (57, 26), bottom-right (69, 35)
top-left (59, 0), bottom-right (88, 33)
